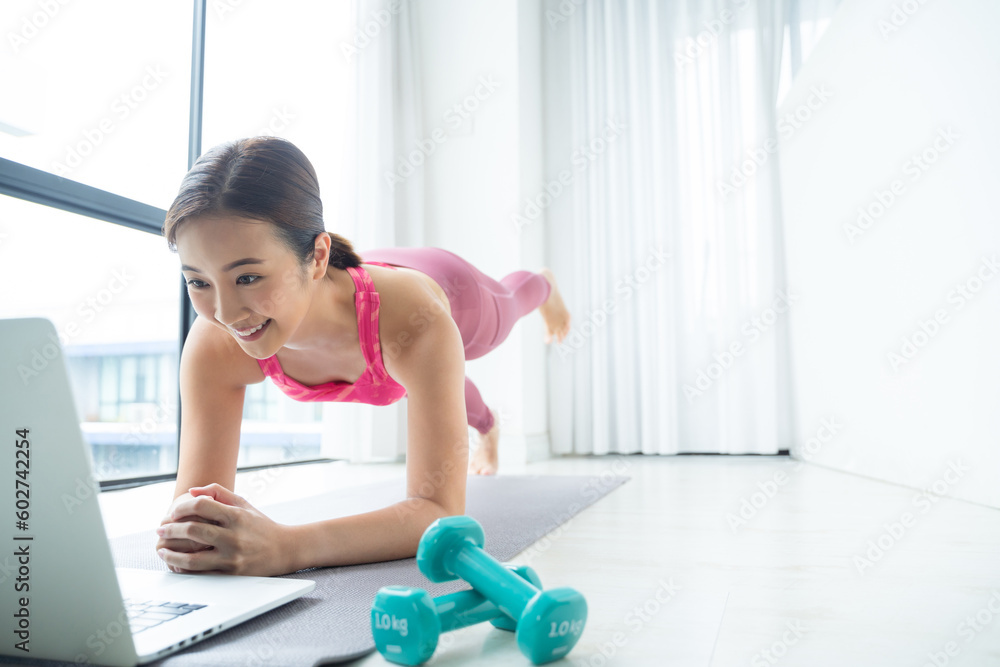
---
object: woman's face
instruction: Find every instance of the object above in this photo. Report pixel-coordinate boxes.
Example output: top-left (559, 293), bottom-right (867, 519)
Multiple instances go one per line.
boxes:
top-left (175, 213), bottom-right (318, 359)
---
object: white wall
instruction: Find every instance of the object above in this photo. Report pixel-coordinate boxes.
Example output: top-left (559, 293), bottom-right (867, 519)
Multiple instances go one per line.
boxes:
top-left (413, 0), bottom-right (550, 464)
top-left (780, 0), bottom-right (1000, 507)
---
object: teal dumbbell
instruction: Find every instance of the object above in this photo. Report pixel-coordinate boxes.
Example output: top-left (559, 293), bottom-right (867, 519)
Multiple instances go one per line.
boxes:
top-left (371, 564), bottom-right (542, 665)
top-left (417, 516), bottom-right (587, 665)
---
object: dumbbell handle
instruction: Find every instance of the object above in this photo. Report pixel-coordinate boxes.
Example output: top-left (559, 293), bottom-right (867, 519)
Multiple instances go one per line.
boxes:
top-left (434, 588), bottom-right (510, 632)
top-left (452, 546), bottom-right (539, 620)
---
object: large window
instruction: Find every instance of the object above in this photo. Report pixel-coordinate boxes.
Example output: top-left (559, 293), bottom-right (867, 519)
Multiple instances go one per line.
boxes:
top-left (0, 0), bottom-right (355, 486)
top-left (0, 0), bottom-right (191, 207)
top-left (0, 195), bottom-right (181, 481)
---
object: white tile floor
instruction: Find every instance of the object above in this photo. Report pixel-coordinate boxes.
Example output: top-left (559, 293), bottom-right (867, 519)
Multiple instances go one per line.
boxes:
top-left (101, 455), bottom-right (1000, 667)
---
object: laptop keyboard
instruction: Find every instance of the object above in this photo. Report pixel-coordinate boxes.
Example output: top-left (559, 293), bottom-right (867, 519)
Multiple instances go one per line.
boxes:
top-left (123, 598), bottom-right (208, 633)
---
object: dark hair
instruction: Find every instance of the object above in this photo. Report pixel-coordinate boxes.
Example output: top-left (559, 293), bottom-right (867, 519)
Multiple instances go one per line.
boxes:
top-left (162, 136), bottom-right (362, 270)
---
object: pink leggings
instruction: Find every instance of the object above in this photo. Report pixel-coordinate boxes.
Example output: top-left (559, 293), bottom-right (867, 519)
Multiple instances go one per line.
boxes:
top-left (361, 247), bottom-right (551, 434)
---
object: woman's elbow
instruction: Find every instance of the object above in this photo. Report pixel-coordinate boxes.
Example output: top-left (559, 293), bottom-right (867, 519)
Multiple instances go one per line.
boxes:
top-left (432, 493), bottom-right (466, 518)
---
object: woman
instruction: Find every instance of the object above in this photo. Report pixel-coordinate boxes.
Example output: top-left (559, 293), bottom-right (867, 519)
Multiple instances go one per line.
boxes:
top-left (154, 137), bottom-right (571, 576)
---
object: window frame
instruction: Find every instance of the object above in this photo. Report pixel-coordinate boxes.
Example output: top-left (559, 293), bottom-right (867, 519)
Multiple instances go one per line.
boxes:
top-left (0, 0), bottom-right (334, 490)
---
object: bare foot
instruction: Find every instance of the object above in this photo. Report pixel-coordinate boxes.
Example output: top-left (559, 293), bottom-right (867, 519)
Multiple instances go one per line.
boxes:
top-left (469, 409), bottom-right (500, 475)
top-left (538, 268), bottom-right (571, 344)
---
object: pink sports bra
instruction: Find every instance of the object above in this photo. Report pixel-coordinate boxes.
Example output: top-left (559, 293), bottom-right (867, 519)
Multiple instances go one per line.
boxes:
top-left (255, 262), bottom-right (408, 405)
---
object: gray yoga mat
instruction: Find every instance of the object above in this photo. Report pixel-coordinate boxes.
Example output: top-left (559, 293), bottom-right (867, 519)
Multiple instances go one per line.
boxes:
top-left (10, 474), bottom-right (627, 667)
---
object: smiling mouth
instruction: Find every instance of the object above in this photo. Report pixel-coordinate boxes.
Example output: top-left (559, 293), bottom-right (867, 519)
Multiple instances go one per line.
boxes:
top-left (233, 319), bottom-right (271, 337)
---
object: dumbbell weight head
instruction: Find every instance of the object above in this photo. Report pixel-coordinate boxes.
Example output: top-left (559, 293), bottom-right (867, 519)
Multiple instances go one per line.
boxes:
top-left (417, 515), bottom-right (485, 583)
top-left (516, 587), bottom-right (588, 665)
top-left (371, 587), bottom-right (439, 666)
top-left (371, 565), bottom-right (543, 665)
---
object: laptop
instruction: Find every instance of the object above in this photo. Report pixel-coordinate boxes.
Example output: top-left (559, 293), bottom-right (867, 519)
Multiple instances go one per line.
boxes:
top-left (0, 317), bottom-right (315, 666)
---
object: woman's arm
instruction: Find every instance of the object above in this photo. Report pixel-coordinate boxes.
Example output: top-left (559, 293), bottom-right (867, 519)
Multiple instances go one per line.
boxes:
top-left (290, 291), bottom-right (470, 568)
top-left (156, 282), bottom-right (470, 575)
top-left (173, 316), bottom-right (259, 496)
top-left (156, 317), bottom-right (260, 561)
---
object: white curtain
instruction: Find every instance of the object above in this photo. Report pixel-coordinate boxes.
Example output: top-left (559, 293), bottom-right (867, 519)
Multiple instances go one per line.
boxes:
top-left (543, 0), bottom-right (842, 455)
top-left (325, 0), bottom-right (424, 462)
top-left (339, 0), bottom-right (425, 249)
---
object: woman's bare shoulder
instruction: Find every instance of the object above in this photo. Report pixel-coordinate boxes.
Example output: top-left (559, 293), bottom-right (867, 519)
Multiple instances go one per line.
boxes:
top-left (371, 267), bottom-right (460, 384)
top-left (181, 316), bottom-right (266, 387)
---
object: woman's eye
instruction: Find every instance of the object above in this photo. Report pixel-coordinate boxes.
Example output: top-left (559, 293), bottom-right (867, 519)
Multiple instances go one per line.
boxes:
top-left (185, 279), bottom-right (208, 289)
top-left (237, 275), bottom-right (262, 285)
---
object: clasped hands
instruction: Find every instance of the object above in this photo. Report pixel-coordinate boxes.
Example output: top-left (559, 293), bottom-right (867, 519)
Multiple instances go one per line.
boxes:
top-left (155, 483), bottom-right (296, 577)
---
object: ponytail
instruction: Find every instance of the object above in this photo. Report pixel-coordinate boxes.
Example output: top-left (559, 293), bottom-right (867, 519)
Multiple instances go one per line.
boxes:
top-left (325, 232), bottom-right (363, 270)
